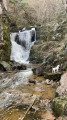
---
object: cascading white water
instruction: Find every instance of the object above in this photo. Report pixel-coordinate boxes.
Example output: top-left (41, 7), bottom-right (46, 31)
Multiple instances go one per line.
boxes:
top-left (0, 68), bottom-right (33, 109)
top-left (10, 28), bottom-right (36, 64)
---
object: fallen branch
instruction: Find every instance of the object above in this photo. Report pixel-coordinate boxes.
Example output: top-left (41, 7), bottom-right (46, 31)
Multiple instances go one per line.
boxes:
top-left (18, 96), bottom-right (36, 120)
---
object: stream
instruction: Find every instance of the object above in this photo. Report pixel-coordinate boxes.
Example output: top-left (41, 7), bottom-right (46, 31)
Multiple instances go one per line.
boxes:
top-left (0, 64), bottom-right (57, 120)
top-left (0, 28), bottom-right (58, 120)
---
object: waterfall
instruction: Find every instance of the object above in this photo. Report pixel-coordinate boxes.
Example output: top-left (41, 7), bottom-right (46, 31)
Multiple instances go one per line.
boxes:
top-left (10, 28), bottom-right (36, 64)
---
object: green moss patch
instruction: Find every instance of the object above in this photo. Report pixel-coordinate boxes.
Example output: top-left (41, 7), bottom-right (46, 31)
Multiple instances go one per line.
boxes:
top-left (52, 97), bottom-right (67, 117)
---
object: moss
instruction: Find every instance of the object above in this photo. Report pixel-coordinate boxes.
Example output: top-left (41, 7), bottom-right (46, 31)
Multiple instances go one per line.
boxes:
top-left (0, 42), bottom-right (10, 62)
top-left (52, 97), bottom-right (67, 117)
top-left (0, 50), bottom-right (4, 61)
top-left (3, 26), bottom-right (10, 41)
top-left (4, 40), bottom-right (10, 61)
top-left (0, 15), bottom-right (11, 62)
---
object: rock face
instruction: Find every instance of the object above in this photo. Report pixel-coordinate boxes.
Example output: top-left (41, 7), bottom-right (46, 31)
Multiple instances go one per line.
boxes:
top-left (52, 97), bottom-right (67, 116)
top-left (56, 72), bottom-right (67, 96)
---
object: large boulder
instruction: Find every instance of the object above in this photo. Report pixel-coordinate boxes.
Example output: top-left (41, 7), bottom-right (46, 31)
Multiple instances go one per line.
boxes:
top-left (0, 61), bottom-right (11, 71)
top-left (0, 63), bottom-right (6, 71)
top-left (44, 72), bottom-right (62, 81)
top-left (32, 62), bottom-right (52, 76)
top-left (52, 97), bottom-right (67, 116)
top-left (56, 72), bottom-right (67, 96)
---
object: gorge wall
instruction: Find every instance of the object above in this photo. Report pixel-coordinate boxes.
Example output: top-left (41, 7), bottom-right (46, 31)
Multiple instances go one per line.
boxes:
top-left (0, 0), bottom-right (67, 63)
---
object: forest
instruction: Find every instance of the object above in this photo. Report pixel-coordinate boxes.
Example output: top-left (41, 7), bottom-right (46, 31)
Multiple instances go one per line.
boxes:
top-left (0, 0), bottom-right (67, 120)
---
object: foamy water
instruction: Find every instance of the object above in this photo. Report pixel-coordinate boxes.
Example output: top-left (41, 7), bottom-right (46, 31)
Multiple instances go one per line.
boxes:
top-left (0, 68), bottom-right (33, 109)
top-left (10, 28), bottom-right (36, 64)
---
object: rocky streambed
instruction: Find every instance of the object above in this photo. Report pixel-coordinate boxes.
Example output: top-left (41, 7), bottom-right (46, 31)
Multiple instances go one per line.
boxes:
top-left (0, 63), bottom-right (60, 120)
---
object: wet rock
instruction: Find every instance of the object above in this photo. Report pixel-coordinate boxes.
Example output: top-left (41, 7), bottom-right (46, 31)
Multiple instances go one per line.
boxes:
top-left (16, 103), bottom-right (29, 110)
top-left (0, 61), bottom-right (11, 71)
top-left (56, 72), bottom-right (67, 96)
top-left (32, 68), bottom-right (37, 74)
top-left (44, 72), bottom-right (62, 81)
top-left (52, 97), bottom-right (67, 116)
top-left (13, 62), bottom-right (27, 70)
top-left (28, 79), bottom-right (36, 85)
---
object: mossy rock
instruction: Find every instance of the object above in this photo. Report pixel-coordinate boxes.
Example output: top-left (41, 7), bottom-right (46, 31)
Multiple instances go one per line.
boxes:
top-left (52, 97), bottom-right (67, 116)
top-left (1, 20), bottom-right (11, 62)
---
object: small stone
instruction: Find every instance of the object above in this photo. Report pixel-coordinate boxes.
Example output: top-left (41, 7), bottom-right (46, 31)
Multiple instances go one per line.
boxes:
top-left (28, 79), bottom-right (36, 84)
top-left (45, 79), bottom-right (50, 85)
